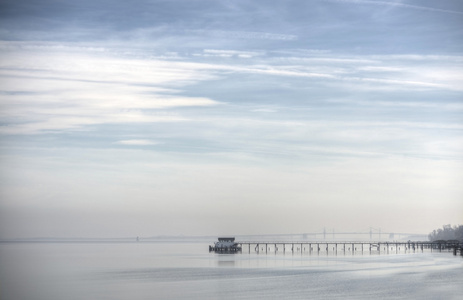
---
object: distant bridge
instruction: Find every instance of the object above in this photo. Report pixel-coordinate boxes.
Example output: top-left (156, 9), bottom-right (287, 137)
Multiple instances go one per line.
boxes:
top-left (235, 229), bottom-right (428, 241)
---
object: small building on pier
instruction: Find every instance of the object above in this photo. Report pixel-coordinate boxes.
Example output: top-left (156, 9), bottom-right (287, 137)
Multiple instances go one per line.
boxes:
top-left (209, 237), bottom-right (241, 253)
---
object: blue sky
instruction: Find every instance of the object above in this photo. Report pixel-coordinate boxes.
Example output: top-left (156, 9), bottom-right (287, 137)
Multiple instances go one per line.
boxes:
top-left (0, 0), bottom-right (462, 238)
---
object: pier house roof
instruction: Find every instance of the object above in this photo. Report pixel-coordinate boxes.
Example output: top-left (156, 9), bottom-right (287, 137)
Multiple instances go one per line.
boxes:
top-left (218, 237), bottom-right (235, 242)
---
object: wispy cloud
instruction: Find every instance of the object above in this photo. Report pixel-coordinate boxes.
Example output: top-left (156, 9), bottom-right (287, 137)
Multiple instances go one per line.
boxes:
top-left (116, 139), bottom-right (160, 146)
top-left (326, 98), bottom-right (463, 111)
top-left (1, 39), bottom-right (462, 135)
top-left (203, 62), bottom-right (461, 91)
top-left (330, 0), bottom-right (463, 15)
top-left (189, 29), bottom-right (298, 40)
top-left (0, 44), bottom-right (220, 134)
top-left (196, 49), bottom-right (265, 58)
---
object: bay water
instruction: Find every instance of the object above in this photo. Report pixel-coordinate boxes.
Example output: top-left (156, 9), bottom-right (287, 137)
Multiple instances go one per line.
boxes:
top-left (0, 241), bottom-right (461, 299)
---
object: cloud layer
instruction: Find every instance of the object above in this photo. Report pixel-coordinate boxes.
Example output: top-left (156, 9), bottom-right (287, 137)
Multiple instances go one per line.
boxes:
top-left (0, 0), bottom-right (462, 238)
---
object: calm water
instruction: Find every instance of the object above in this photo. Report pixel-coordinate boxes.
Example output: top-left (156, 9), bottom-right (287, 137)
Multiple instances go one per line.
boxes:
top-left (0, 242), bottom-right (462, 299)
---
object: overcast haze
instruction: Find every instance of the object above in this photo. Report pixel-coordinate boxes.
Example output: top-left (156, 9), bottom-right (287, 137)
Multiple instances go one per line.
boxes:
top-left (0, 0), bottom-right (462, 239)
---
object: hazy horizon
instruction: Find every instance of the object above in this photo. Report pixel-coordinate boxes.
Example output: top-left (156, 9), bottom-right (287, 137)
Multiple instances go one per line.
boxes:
top-left (1, 0), bottom-right (462, 239)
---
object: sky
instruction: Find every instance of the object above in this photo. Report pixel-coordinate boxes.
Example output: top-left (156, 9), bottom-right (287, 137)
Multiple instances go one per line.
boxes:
top-left (0, 0), bottom-right (462, 239)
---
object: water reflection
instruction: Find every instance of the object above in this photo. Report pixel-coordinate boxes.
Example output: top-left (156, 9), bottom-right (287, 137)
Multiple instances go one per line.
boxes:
top-left (216, 254), bottom-right (236, 267)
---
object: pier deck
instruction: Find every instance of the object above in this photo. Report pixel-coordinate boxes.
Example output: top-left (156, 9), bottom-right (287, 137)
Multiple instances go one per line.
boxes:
top-left (234, 241), bottom-right (462, 256)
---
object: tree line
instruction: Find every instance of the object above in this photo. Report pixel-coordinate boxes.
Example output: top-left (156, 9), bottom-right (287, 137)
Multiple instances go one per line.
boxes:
top-left (428, 224), bottom-right (463, 242)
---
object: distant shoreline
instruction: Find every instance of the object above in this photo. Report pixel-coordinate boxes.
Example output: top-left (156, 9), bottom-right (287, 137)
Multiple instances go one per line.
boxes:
top-left (0, 237), bottom-right (215, 243)
top-left (0, 232), bottom-right (430, 244)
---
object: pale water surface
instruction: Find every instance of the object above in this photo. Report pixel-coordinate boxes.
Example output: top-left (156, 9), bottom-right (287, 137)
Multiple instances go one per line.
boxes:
top-left (0, 242), bottom-right (461, 299)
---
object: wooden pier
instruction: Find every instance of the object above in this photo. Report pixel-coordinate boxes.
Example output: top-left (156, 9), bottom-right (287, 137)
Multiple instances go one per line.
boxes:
top-left (233, 241), bottom-right (463, 256)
